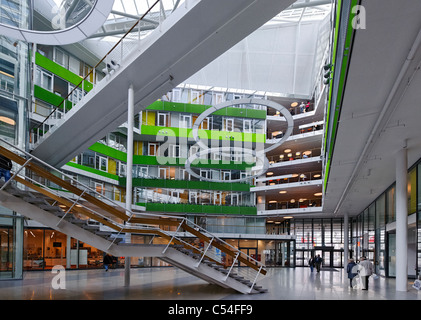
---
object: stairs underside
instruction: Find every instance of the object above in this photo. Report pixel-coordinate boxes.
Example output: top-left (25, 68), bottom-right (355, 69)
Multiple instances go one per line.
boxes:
top-left (0, 182), bottom-right (266, 294)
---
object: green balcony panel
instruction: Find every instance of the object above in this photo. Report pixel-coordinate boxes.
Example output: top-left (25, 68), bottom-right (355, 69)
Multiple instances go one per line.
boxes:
top-left (35, 52), bottom-right (93, 92)
top-left (121, 177), bottom-right (250, 192)
top-left (147, 100), bottom-right (266, 119)
top-left (142, 202), bottom-right (257, 215)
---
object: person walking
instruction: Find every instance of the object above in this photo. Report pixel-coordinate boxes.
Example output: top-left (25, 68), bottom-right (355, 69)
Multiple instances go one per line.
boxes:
top-left (0, 154), bottom-right (12, 182)
top-left (308, 256), bottom-right (315, 272)
top-left (346, 259), bottom-right (358, 288)
top-left (103, 253), bottom-right (113, 272)
top-left (314, 254), bottom-right (323, 272)
top-left (358, 256), bottom-right (374, 290)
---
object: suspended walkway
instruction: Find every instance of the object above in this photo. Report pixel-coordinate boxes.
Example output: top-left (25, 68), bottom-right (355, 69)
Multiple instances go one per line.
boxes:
top-left (0, 139), bottom-right (267, 294)
top-left (30, 0), bottom-right (295, 167)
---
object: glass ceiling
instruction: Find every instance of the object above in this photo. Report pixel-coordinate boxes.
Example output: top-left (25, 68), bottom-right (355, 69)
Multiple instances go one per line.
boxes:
top-left (89, 0), bottom-right (331, 41)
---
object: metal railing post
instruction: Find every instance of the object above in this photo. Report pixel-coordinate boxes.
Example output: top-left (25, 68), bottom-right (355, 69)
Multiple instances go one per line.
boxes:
top-left (249, 265), bottom-right (263, 293)
top-left (196, 237), bottom-right (214, 267)
top-left (162, 219), bottom-right (184, 254)
top-left (224, 252), bottom-right (240, 281)
top-left (56, 188), bottom-right (87, 226)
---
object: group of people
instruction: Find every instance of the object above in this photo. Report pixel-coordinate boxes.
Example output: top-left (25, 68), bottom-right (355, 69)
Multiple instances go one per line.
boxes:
top-left (308, 254), bottom-right (323, 272)
top-left (347, 256), bottom-right (375, 290)
top-left (309, 254), bottom-right (376, 290)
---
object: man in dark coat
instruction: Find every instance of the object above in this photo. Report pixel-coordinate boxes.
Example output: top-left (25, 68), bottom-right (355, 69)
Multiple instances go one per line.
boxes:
top-left (0, 154), bottom-right (12, 182)
top-left (103, 253), bottom-right (113, 272)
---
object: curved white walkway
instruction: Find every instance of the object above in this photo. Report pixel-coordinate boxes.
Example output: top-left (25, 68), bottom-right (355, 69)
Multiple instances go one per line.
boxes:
top-left (0, 0), bottom-right (114, 45)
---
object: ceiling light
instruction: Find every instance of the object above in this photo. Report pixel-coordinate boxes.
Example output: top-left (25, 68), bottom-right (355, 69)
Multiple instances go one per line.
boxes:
top-left (275, 221), bottom-right (281, 224)
top-left (283, 216), bottom-right (293, 219)
top-left (287, 153), bottom-right (292, 157)
top-left (279, 155), bottom-right (284, 159)
top-left (314, 192), bottom-right (323, 196)
top-left (296, 152), bottom-right (301, 156)
top-left (303, 150), bottom-right (312, 155)
top-left (267, 220), bottom-right (274, 223)
top-left (279, 190), bottom-right (287, 194)
top-left (284, 149), bottom-right (291, 153)
top-left (314, 174), bottom-right (321, 178)
top-left (290, 199), bottom-right (295, 203)
top-left (291, 102), bottom-right (298, 107)
top-left (0, 116), bottom-right (16, 126)
top-left (266, 172), bottom-right (273, 176)
top-left (269, 200), bottom-right (277, 203)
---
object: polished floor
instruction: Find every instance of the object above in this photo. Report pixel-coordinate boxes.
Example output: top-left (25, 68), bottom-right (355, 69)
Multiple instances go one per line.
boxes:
top-left (0, 267), bottom-right (419, 301)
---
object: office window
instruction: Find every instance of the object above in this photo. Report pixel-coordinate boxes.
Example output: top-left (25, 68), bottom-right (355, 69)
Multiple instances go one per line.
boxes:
top-left (54, 48), bottom-right (68, 68)
top-left (180, 114), bottom-right (192, 128)
top-left (214, 93), bottom-right (224, 105)
top-left (35, 68), bottom-right (52, 91)
top-left (95, 155), bottom-right (107, 172)
top-left (191, 90), bottom-right (200, 104)
top-left (243, 119), bottom-right (252, 133)
top-left (200, 116), bottom-right (211, 130)
top-left (148, 143), bottom-right (159, 156)
top-left (157, 112), bottom-right (169, 127)
top-left (224, 118), bottom-right (234, 132)
top-left (170, 144), bottom-right (180, 158)
top-left (172, 89), bottom-right (181, 102)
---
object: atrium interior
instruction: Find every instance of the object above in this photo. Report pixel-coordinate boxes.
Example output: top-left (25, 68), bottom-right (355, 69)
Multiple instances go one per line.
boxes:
top-left (0, 0), bottom-right (420, 302)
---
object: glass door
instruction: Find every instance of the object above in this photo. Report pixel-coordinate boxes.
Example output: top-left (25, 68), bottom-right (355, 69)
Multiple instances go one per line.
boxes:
top-left (239, 248), bottom-right (258, 266)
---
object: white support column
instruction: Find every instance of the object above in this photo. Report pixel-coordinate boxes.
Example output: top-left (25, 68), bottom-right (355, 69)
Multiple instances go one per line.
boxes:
top-left (395, 144), bottom-right (408, 292)
top-left (343, 212), bottom-right (349, 274)
top-left (124, 84), bottom-right (134, 287)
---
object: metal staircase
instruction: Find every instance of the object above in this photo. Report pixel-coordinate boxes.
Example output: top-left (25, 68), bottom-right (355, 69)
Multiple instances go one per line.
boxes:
top-left (0, 139), bottom-right (267, 294)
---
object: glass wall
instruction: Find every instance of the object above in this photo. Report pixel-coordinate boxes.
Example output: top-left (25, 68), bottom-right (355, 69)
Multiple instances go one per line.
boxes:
top-left (353, 158), bottom-right (421, 278)
top-left (23, 228), bottom-right (105, 271)
top-left (0, 208), bottom-right (23, 279)
top-left (292, 218), bottom-right (346, 268)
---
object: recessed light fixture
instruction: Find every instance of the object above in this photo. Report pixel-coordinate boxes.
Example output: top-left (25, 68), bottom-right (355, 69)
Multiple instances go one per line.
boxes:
top-left (267, 220), bottom-right (274, 223)
top-left (0, 116), bottom-right (16, 126)
top-left (269, 200), bottom-right (277, 203)
top-left (267, 172), bottom-right (273, 176)
top-left (290, 199), bottom-right (296, 203)
top-left (279, 190), bottom-right (287, 194)
top-left (284, 149), bottom-right (291, 153)
top-left (314, 174), bottom-right (321, 178)
top-left (303, 150), bottom-right (312, 156)
top-left (291, 102), bottom-right (298, 107)
top-left (314, 192), bottom-right (323, 196)
top-left (283, 216), bottom-right (293, 219)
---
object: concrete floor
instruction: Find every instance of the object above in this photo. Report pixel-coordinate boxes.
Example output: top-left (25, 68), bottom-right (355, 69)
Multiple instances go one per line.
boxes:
top-left (0, 267), bottom-right (419, 301)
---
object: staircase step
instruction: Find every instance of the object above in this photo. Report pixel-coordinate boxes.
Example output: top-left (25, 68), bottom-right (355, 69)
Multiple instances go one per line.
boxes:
top-left (95, 231), bottom-right (112, 237)
top-left (23, 197), bottom-right (47, 204)
top-left (82, 224), bottom-right (100, 230)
